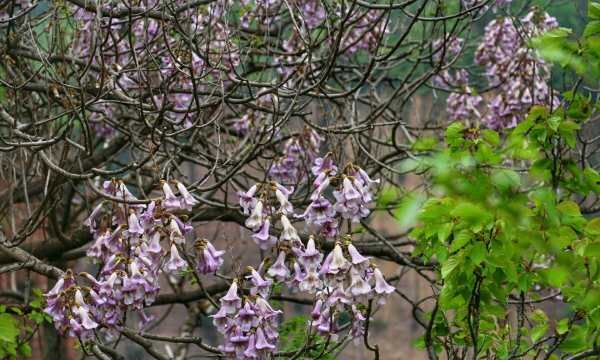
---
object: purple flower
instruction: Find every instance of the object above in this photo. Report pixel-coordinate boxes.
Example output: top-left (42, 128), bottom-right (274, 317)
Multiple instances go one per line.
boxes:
top-left (274, 183), bottom-right (294, 215)
top-left (211, 306), bottom-right (231, 333)
top-left (348, 267), bottom-right (372, 299)
top-left (83, 202), bottom-right (104, 231)
top-left (165, 244), bottom-right (186, 272)
top-left (279, 215), bottom-right (301, 245)
top-left (333, 177), bottom-right (372, 222)
top-left (321, 243), bottom-right (350, 278)
top-left (247, 268), bottom-right (272, 298)
top-left (373, 268), bottom-right (395, 304)
top-left (176, 181), bottom-right (199, 211)
top-left (310, 172), bottom-right (330, 200)
top-left (161, 181), bottom-right (181, 209)
top-left (220, 281), bottom-right (242, 314)
top-left (254, 327), bottom-right (275, 353)
top-left (245, 201), bottom-right (265, 231)
top-left (347, 244), bottom-right (370, 270)
top-left (168, 218), bottom-right (185, 245)
top-left (237, 302), bottom-right (258, 332)
top-left (238, 184), bottom-right (258, 215)
top-left (127, 212), bottom-right (145, 236)
top-left (301, 196), bottom-right (335, 226)
top-left (299, 237), bottom-right (323, 271)
top-left (299, 268), bottom-right (322, 293)
top-left (267, 251), bottom-right (290, 282)
top-left (252, 218), bottom-right (277, 250)
top-left (311, 156), bottom-right (337, 176)
top-left (194, 239), bottom-right (224, 274)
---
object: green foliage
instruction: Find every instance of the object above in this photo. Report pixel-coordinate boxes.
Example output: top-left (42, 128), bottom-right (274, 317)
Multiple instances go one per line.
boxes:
top-left (278, 316), bottom-right (335, 359)
top-left (0, 289), bottom-right (50, 359)
top-left (532, 1), bottom-right (600, 79)
top-left (401, 90), bottom-right (600, 357)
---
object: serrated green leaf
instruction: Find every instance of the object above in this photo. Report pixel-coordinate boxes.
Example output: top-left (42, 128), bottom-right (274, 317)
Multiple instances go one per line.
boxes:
top-left (450, 229), bottom-right (471, 252)
top-left (441, 256), bottom-right (461, 279)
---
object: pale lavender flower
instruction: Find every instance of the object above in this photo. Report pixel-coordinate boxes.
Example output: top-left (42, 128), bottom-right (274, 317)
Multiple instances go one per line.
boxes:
top-left (267, 251), bottom-right (290, 282)
top-left (176, 181), bottom-right (199, 211)
top-left (220, 281), bottom-right (242, 314)
top-left (165, 244), bottom-right (186, 272)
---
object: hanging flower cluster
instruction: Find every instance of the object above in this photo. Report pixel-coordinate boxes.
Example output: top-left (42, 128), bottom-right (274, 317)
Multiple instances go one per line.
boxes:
top-left (240, 159), bottom-right (379, 243)
top-left (212, 237), bottom-right (395, 356)
top-left (440, 9), bottom-right (559, 129)
top-left (44, 271), bottom-right (98, 340)
top-left (212, 281), bottom-right (282, 358)
top-left (309, 241), bottom-right (395, 340)
top-left (269, 127), bottom-right (323, 185)
top-left (474, 10), bottom-right (559, 128)
top-left (44, 179), bottom-right (224, 337)
top-left (238, 181), bottom-right (298, 250)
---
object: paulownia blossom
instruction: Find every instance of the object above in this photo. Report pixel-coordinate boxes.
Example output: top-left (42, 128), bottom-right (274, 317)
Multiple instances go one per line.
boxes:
top-left (45, 179), bottom-right (223, 336)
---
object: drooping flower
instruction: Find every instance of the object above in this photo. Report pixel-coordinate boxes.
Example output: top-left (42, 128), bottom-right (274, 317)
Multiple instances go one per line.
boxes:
top-left (373, 268), bottom-right (395, 304)
top-left (176, 181), bottom-right (199, 211)
top-left (127, 211), bottom-right (145, 236)
top-left (247, 268), bottom-right (272, 299)
top-left (279, 215), bottom-right (301, 245)
top-left (220, 281), bottom-right (242, 314)
top-left (347, 244), bottom-right (369, 270)
top-left (299, 237), bottom-right (323, 271)
top-left (238, 184), bottom-right (258, 215)
top-left (267, 251), bottom-right (291, 282)
top-left (252, 218), bottom-right (277, 250)
top-left (194, 239), bottom-right (225, 274)
top-left (165, 244), bottom-right (186, 272)
top-left (245, 201), bottom-right (265, 231)
top-left (162, 181), bottom-right (181, 209)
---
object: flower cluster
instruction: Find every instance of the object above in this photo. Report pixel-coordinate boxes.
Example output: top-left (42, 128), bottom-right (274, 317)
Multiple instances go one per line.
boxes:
top-left (212, 238), bottom-right (395, 355)
top-left (442, 9), bottom-right (559, 128)
top-left (44, 271), bottom-right (99, 340)
top-left (473, 10), bottom-right (559, 128)
top-left (239, 181), bottom-right (297, 250)
top-left (310, 242), bottom-right (395, 340)
top-left (240, 160), bottom-right (379, 242)
top-left (212, 281), bottom-right (282, 359)
top-left (45, 179), bottom-right (224, 337)
top-left (269, 127), bottom-right (323, 185)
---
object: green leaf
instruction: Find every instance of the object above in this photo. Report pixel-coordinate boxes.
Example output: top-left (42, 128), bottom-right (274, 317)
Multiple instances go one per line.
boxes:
top-left (585, 242), bottom-right (600, 257)
top-left (437, 222), bottom-right (453, 243)
top-left (559, 325), bottom-right (587, 352)
top-left (450, 202), bottom-right (492, 227)
top-left (543, 266), bottom-right (569, 288)
top-left (531, 323), bottom-right (548, 343)
top-left (446, 122), bottom-right (464, 148)
top-left (450, 229), bottom-right (471, 252)
top-left (547, 116), bottom-right (561, 131)
top-left (0, 313), bottom-right (19, 343)
top-left (482, 129), bottom-right (500, 146)
top-left (17, 343), bottom-right (31, 357)
top-left (556, 318), bottom-right (569, 335)
top-left (469, 243), bottom-right (487, 265)
top-left (394, 192), bottom-right (426, 229)
top-left (377, 186), bottom-right (399, 207)
top-left (492, 169), bottom-right (520, 191)
top-left (590, 2), bottom-right (600, 20)
top-left (586, 218), bottom-right (600, 235)
top-left (441, 256), bottom-right (461, 279)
